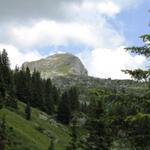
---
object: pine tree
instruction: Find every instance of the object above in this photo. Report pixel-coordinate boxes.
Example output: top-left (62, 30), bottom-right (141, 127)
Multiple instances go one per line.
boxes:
top-left (0, 52), bottom-right (5, 108)
top-left (68, 87), bottom-right (79, 113)
top-left (25, 67), bottom-right (32, 103)
top-left (14, 67), bottom-right (31, 104)
top-left (83, 97), bottom-right (111, 150)
top-left (44, 79), bottom-right (54, 114)
top-left (5, 70), bottom-right (17, 108)
top-left (52, 86), bottom-right (59, 106)
top-left (30, 69), bottom-right (45, 109)
top-left (57, 91), bottom-right (71, 124)
top-left (0, 49), bottom-right (17, 108)
top-left (1, 49), bottom-right (11, 89)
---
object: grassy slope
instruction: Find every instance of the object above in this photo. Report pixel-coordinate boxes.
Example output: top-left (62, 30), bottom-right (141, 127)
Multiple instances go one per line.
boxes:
top-left (0, 102), bottom-right (70, 150)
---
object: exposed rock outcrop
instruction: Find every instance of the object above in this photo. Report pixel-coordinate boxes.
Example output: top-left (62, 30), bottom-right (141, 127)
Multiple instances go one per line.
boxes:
top-left (23, 53), bottom-right (88, 79)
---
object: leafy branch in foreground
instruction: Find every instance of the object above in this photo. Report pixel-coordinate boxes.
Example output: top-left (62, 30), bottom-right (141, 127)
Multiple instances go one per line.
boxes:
top-left (122, 69), bottom-right (150, 82)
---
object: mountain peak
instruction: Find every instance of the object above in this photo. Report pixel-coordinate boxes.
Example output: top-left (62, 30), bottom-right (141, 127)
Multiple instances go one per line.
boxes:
top-left (23, 53), bottom-right (88, 79)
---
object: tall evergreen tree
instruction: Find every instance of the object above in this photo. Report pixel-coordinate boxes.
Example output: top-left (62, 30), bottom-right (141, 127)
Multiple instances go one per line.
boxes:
top-left (68, 87), bottom-right (79, 113)
top-left (1, 49), bottom-right (11, 89)
top-left (0, 49), bottom-right (17, 108)
top-left (30, 69), bottom-right (45, 109)
top-left (57, 91), bottom-right (71, 124)
top-left (0, 52), bottom-right (5, 108)
top-left (83, 97), bottom-right (111, 150)
top-left (14, 67), bottom-right (31, 104)
top-left (52, 86), bottom-right (59, 106)
top-left (44, 79), bottom-right (54, 114)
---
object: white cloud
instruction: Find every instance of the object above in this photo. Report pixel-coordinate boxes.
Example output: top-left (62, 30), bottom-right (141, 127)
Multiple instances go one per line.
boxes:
top-left (78, 47), bottom-right (146, 79)
top-left (0, 0), bottom-right (143, 22)
top-left (10, 21), bottom-right (97, 48)
top-left (0, 0), bottom-right (147, 79)
top-left (0, 44), bottom-right (42, 69)
top-left (8, 19), bottom-right (124, 50)
top-left (113, 0), bottom-right (144, 10)
top-left (78, 1), bottom-right (120, 17)
top-left (97, 1), bottom-right (120, 16)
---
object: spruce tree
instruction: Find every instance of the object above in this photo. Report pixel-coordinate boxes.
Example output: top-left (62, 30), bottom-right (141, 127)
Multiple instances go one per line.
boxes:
top-left (0, 49), bottom-right (17, 108)
top-left (31, 69), bottom-right (44, 109)
top-left (25, 67), bottom-right (32, 103)
top-left (44, 79), bottom-right (54, 114)
top-left (0, 52), bottom-right (4, 98)
top-left (52, 86), bottom-right (59, 106)
top-left (14, 67), bottom-right (31, 104)
top-left (57, 91), bottom-right (71, 124)
top-left (1, 49), bottom-right (11, 89)
top-left (0, 52), bottom-right (5, 108)
top-left (68, 87), bottom-right (79, 113)
top-left (83, 97), bottom-right (111, 150)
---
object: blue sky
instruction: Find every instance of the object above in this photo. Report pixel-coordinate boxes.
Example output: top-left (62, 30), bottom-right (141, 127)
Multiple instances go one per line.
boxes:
top-left (0, 0), bottom-right (149, 79)
top-left (117, 1), bottom-right (150, 46)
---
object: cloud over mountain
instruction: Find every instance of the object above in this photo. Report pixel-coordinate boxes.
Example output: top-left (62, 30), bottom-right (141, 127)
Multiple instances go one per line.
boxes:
top-left (0, 0), bottom-right (147, 79)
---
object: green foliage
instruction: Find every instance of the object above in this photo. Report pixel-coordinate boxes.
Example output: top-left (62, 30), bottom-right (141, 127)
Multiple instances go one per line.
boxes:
top-left (122, 14), bottom-right (150, 150)
top-left (57, 86), bottom-right (80, 124)
top-left (0, 49), bottom-right (17, 109)
top-left (83, 96), bottom-right (112, 150)
top-left (122, 69), bottom-right (150, 81)
top-left (57, 91), bottom-right (71, 124)
top-left (0, 116), bottom-right (7, 150)
top-left (0, 102), bottom-right (70, 150)
top-left (44, 79), bottom-right (54, 114)
top-left (0, 44), bottom-right (149, 150)
top-left (48, 137), bottom-right (55, 150)
top-left (14, 66), bottom-right (59, 115)
top-left (125, 113), bottom-right (150, 149)
top-left (125, 33), bottom-right (150, 58)
top-left (66, 117), bottom-right (78, 150)
top-left (68, 87), bottom-right (79, 113)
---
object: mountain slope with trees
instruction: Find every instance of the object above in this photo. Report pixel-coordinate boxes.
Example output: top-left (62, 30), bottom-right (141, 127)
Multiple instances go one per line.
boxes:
top-left (0, 14), bottom-right (149, 149)
top-left (0, 101), bottom-right (70, 150)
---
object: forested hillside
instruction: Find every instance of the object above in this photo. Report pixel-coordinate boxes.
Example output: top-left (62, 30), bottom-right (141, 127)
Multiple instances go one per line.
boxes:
top-left (0, 0), bottom-right (150, 149)
top-left (0, 46), bottom-right (149, 150)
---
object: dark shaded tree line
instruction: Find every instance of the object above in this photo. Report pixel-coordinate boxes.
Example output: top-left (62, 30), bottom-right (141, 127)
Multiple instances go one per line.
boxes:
top-left (0, 49), bottom-right (17, 109)
top-left (14, 66), bottom-right (59, 115)
top-left (0, 49), bottom-right (80, 125)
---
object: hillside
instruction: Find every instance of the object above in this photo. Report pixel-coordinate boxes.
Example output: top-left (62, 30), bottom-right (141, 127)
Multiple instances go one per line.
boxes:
top-left (52, 75), bottom-right (148, 102)
top-left (0, 50), bottom-right (149, 150)
top-left (22, 53), bottom-right (147, 98)
top-left (0, 102), bottom-right (70, 150)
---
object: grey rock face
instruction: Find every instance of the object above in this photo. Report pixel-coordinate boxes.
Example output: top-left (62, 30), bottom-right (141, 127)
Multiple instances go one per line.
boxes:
top-left (22, 53), bottom-right (88, 79)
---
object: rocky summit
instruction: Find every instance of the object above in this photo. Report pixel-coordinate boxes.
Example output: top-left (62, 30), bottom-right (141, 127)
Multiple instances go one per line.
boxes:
top-left (23, 53), bottom-right (88, 79)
